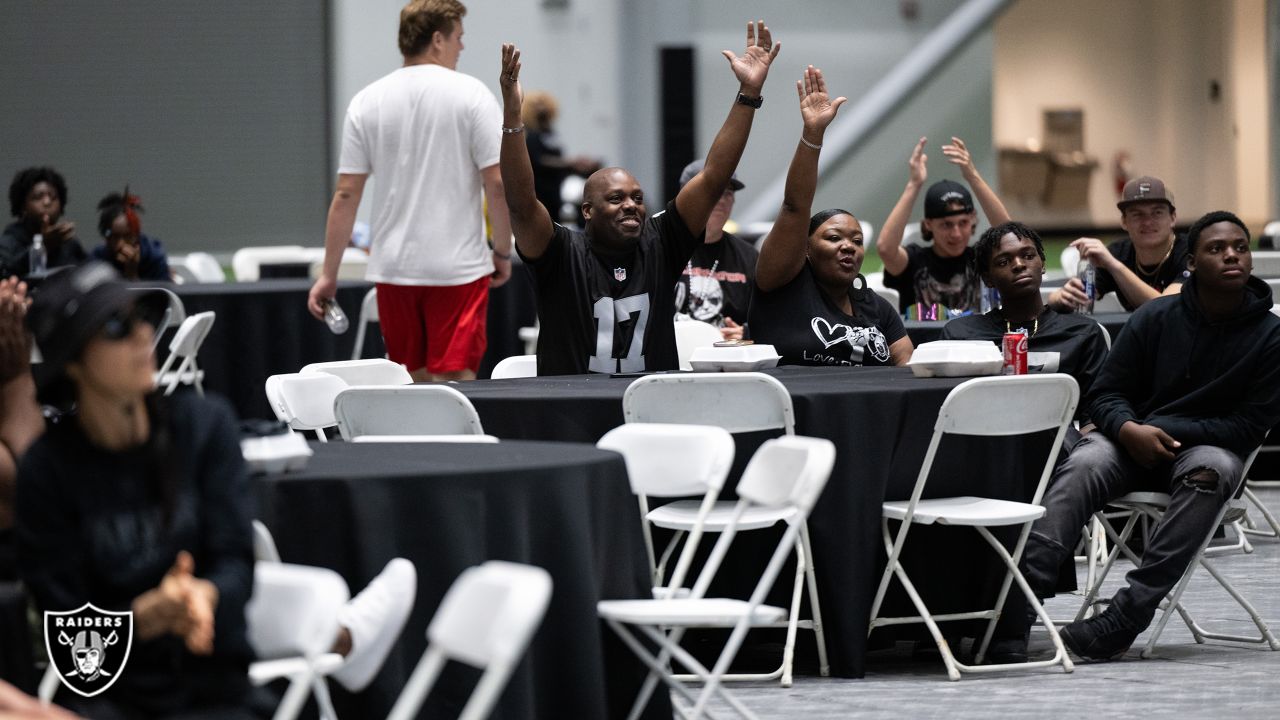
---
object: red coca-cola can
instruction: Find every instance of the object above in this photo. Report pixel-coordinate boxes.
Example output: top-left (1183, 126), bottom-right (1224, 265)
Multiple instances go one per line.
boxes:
top-left (1002, 332), bottom-right (1028, 375)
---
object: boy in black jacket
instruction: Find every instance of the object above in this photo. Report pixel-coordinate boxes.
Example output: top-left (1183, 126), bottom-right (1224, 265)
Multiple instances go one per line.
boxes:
top-left (1020, 210), bottom-right (1280, 661)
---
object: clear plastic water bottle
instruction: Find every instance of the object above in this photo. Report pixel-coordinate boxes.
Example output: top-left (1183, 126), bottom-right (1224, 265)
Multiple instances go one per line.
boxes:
top-left (1078, 260), bottom-right (1096, 315)
top-left (322, 298), bottom-right (349, 334)
top-left (29, 233), bottom-right (47, 276)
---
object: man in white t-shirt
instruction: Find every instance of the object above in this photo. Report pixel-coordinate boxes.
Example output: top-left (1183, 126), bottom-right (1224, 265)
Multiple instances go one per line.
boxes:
top-left (308, 0), bottom-right (512, 381)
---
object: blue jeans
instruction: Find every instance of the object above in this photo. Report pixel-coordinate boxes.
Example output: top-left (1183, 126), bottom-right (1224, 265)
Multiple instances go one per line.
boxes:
top-left (1022, 432), bottom-right (1243, 628)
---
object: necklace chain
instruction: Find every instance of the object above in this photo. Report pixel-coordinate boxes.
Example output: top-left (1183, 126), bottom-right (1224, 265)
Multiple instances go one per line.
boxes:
top-left (1005, 317), bottom-right (1038, 337)
top-left (1135, 243), bottom-right (1174, 279)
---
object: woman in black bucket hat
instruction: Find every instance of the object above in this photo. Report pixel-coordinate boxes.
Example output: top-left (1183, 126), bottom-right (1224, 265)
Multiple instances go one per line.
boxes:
top-left (15, 261), bottom-right (260, 718)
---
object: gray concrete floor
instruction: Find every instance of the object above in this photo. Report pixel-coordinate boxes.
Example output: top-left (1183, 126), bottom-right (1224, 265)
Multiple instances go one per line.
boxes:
top-left (683, 486), bottom-right (1280, 719)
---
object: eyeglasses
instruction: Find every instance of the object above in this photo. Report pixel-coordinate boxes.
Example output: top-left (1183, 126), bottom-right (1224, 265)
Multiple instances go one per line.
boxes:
top-left (98, 305), bottom-right (152, 341)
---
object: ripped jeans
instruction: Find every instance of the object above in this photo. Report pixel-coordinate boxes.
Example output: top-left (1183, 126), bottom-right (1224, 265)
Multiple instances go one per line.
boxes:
top-left (1022, 432), bottom-right (1243, 629)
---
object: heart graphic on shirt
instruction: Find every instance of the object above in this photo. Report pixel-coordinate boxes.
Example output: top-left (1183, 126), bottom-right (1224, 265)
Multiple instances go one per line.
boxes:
top-left (810, 317), bottom-right (854, 349)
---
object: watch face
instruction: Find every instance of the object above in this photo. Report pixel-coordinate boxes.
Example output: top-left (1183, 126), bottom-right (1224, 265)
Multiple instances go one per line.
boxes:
top-left (736, 92), bottom-right (762, 108)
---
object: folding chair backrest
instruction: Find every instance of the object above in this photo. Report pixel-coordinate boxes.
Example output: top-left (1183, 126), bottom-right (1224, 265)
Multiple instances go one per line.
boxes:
top-left (490, 354), bottom-right (538, 379)
top-left (246, 561), bottom-right (349, 661)
top-left (910, 374), bottom-right (1078, 511)
top-left (253, 519), bottom-right (282, 563)
top-left (334, 385), bottom-right (484, 440)
top-left (264, 374), bottom-right (290, 422)
top-left (429, 561), bottom-right (552, 666)
top-left (169, 311), bottom-right (216, 357)
top-left (231, 245), bottom-right (310, 281)
top-left (302, 358), bottom-right (412, 386)
top-left (278, 372), bottom-right (348, 432)
top-left (674, 321), bottom-right (723, 370)
top-left (131, 286), bottom-right (186, 337)
top-left (183, 251), bottom-right (226, 283)
top-left (736, 435), bottom-right (837, 515)
top-left (249, 517), bottom-right (280, 563)
top-left (623, 372), bottom-right (794, 434)
top-left (936, 375), bottom-right (1078, 437)
top-left (387, 561), bottom-right (551, 720)
top-left (598, 423), bottom-right (735, 496)
top-left (1061, 245), bottom-right (1081, 278)
top-left (689, 435), bottom-right (836, 601)
top-left (351, 287), bottom-right (379, 360)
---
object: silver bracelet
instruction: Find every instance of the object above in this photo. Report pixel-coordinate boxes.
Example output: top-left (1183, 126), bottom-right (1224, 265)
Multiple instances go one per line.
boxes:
top-left (799, 136), bottom-right (822, 150)
top-left (502, 125), bottom-right (525, 134)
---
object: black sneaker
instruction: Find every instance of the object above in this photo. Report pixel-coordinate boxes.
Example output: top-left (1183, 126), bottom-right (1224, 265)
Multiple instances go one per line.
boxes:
top-left (981, 636), bottom-right (1028, 665)
top-left (1058, 606), bottom-right (1140, 661)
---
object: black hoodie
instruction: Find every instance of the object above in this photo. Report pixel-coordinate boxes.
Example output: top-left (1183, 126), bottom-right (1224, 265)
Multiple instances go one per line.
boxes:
top-left (1089, 274), bottom-right (1280, 459)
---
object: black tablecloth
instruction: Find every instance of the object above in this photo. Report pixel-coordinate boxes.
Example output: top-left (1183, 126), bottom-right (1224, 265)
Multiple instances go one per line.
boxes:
top-left (254, 441), bottom-right (667, 720)
top-left (455, 366), bottom-right (1057, 678)
top-left (143, 271), bottom-right (536, 421)
top-left (905, 311), bottom-right (1131, 346)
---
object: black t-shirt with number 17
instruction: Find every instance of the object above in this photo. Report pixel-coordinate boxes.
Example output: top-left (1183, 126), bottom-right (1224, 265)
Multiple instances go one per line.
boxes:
top-left (520, 201), bottom-right (703, 375)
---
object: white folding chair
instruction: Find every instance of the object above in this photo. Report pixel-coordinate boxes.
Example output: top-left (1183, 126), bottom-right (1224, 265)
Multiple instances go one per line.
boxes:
top-left (171, 251), bottom-right (226, 281)
top-left (272, 372), bottom-right (348, 442)
top-left (674, 321), bottom-right (723, 371)
top-left (131, 286), bottom-right (186, 353)
top-left (386, 561), bottom-right (552, 720)
top-left (302, 358), bottom-right (412, 386)
top-left (1060, 245), bottom-right (1081, 278)
top-left (1077, 444), bottom-right (1280, 657)
top-left (154, 311), bottom-right (215, 396)
top-left (350, 287), bottom-right (379, 360)
top-left (622, 372), bottom-right (826, 687)
top-left (309, 247), bottom-right (368, 281)
top-left (490, 354), bottom-right (538, 379)
top-left (599, 435), bottom-right (835, 720)
top-left (253, 519), bottom-right (282, 563)
top-left (231, 246), bottom-right (313, 281)
top-left (597, 423), bottom-right (737, 598)
top-left (333, 385), bottom-right (485, 441)
top-left (868, 374), bottom-right (1079, 681)
top-left (246, 561), bottom-right (348, 720)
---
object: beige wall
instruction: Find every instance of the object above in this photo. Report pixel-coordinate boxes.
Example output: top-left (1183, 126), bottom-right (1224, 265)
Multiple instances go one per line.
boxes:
top-left (994, 0), bottom-right (1269, 227)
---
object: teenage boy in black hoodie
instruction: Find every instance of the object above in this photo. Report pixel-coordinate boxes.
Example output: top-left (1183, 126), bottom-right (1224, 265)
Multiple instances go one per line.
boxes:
top-left (1017, 210), bottom-right (1280, 661)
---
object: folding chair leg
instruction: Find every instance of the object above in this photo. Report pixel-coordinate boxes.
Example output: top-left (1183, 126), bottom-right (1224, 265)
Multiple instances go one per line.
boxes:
top-left (1142, 549), bottom-right (1209, 658)
top-left (779, 545), bottom-right (805, 688)
top-left (1184, 558), bottom-right (1280, 650)
top-left (272, 671), bottom-right (314, 720)
top-left (1241, 487), bottom-right (1280, 539)
top-left (311, 674), bottom-right (337, 720)
top-left (799, 523), bottom-right (830, 677)
top-left (1075, 510), bottom-right (1144, 622)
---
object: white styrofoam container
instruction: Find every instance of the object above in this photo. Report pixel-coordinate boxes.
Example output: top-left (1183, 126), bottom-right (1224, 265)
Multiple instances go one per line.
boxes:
top-left (906, 340), bottom-right (1004, 378)
top-left (688, 344), bottom-right (782, 372)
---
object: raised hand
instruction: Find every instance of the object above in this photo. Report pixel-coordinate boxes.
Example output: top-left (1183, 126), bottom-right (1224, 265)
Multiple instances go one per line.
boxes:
top-left (907, 137), bottom-right (928, 187)
top-left (941, 136), bottom-right (978, 180)
top-left (721, 20), bottom-right (780, 93)
top-left (0, 277), bottom-right (30, 383)
top-left (796, 65), bottom-right (846, 134)
top-left (499, 44), bottom-right (524, 114)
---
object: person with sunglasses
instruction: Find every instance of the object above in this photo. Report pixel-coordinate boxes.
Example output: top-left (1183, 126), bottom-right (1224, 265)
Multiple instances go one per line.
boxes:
top-left (15, 262), bottom-right (261, 717)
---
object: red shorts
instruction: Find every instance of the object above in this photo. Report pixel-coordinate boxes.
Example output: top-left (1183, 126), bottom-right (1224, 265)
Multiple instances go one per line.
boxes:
top-left (375, 278), bottom-right (489, 374)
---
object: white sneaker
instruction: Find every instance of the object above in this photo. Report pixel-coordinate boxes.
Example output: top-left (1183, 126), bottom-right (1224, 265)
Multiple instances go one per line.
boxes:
top-left (332, 558), bottom-right (417, 692)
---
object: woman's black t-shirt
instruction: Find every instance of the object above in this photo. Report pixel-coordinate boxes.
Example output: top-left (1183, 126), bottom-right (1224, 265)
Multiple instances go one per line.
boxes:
top-left (749, 263), bottom-right (906, 366)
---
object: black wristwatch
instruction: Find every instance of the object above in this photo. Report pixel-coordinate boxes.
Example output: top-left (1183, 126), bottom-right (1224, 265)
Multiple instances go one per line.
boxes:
top-left (735, 92), bottom-right (763, 108)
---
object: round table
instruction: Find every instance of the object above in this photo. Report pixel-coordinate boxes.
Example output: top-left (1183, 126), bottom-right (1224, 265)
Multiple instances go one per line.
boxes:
top-left (455, 366), bottom-right (1059, 678)
top-left (254, 440), bottom-right (667, 720)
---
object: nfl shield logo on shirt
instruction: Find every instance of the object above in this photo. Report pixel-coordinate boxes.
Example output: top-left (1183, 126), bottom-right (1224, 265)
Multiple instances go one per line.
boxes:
top-left (44, 604), bottom-right (134, 698)
top-left (614, 267), bottom-right (627, 282)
